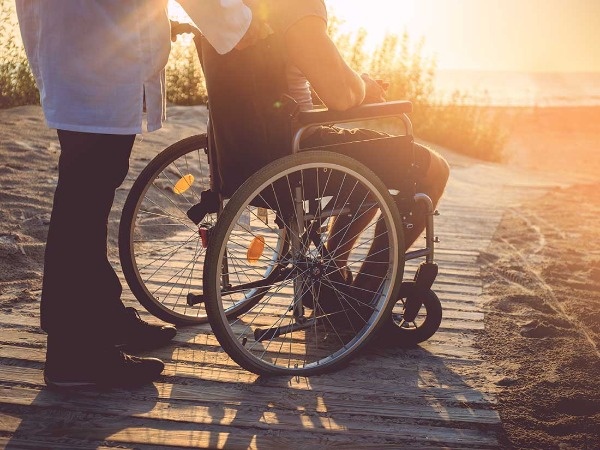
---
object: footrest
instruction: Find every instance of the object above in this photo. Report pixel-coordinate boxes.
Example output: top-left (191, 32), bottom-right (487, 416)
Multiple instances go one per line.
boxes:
top-left (187, 292), bottom-right (205, 306)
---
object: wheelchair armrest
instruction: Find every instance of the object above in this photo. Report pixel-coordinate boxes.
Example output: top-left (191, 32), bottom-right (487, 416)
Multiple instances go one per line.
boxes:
top-left (297, 100), bottom-right (412, 126)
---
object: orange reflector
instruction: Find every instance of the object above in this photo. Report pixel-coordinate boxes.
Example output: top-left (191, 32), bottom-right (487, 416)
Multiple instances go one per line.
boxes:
top-left (173, 174), bottom-right (194, 194)
top-left (247, 235), bottom-right (265, 264)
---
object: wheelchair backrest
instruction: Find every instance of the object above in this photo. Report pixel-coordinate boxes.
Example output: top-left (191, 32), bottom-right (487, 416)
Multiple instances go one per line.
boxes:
top-left (199, 34), bottom-right (294, 198)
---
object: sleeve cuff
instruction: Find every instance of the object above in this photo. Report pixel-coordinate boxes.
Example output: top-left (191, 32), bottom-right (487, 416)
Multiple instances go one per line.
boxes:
top-left (179, 0), bottom-right (252, 54)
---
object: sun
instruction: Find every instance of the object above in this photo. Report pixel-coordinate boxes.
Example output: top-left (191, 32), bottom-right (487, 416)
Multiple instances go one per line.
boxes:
top-left (327, 0), bottom-right (417, 32)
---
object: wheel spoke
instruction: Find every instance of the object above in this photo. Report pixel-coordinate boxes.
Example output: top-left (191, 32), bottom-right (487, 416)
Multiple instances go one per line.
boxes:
top-left (120, 135), bottom-right (217, 324)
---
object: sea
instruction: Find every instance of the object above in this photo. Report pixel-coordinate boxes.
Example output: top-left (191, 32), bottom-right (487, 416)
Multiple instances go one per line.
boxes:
top-left (433, 70), bottom-right (600, 107)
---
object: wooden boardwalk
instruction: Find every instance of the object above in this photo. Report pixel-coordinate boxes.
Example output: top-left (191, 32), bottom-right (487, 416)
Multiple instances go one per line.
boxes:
top-left (0, 135), bottom-right (564, 448)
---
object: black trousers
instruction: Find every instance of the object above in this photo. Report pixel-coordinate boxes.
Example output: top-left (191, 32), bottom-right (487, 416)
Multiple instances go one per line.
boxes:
top-left (41, 130), bottom-right (135, 343)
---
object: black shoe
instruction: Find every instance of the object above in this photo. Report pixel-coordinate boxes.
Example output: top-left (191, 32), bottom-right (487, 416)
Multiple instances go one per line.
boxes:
top-left (44, 346), bottom-right (164, 389)
top-left (114, 307), bottom-right (177, 351)
top-left (317, 280), bottom-right (375, 332)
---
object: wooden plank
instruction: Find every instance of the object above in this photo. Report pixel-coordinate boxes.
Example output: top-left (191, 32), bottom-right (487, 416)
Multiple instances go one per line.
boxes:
top-left (0, 383), bottom-right (500, 434)
top-left (0, 347), bottom-right (494, 406)
top-left (0, 436), bottom-right (118, 450)
top-left (0, 325), bottom-right (485, 372)
top-left (0, 307), bottom-right (487, 328)
top-left (0, 377), bottom-right (501, 449)
top-left (0, 407), bottom-right (499, 449)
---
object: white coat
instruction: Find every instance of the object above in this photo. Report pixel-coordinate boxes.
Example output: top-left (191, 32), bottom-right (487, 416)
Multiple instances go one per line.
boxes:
top-left (16, 0), bottom-right (251, 134)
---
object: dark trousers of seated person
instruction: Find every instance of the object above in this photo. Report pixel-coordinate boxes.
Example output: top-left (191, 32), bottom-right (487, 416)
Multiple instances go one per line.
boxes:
top-left (41, 130), bottom-right (134, 348)
top-left (300, 126), bottom-right (434, 246)
top-left (301, 126), bottom-right (448, 292)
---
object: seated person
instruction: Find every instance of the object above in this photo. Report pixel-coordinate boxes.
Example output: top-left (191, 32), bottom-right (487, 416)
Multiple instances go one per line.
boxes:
top-left (200, 0), bottom-right (450, 294)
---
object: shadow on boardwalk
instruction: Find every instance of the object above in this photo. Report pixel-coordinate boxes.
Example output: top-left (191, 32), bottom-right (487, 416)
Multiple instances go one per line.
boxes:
top-left (2, 336), bottom-right (502, 448)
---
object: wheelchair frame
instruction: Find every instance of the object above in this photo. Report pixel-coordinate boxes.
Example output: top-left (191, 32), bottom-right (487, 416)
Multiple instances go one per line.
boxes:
top-left (119, 24), bottom-right (442, 376)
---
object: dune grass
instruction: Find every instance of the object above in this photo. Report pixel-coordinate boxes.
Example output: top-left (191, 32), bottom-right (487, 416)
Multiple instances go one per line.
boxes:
top-left (0, 2), bottom-right (38, 109)
top-left (327, 21), bottom-right (508, 162)
top-left (1, 3), bottom-right (506, 162)
top-left (166, 38), bottom-right (207, 106)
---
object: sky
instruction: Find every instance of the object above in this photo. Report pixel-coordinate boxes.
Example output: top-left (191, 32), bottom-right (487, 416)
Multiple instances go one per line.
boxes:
top-left (325, 0), bottom-right (600, 72)
top-left (165, 0), bottom-right (600, 73)
top-left (8, 1), bottom-right (598, 73)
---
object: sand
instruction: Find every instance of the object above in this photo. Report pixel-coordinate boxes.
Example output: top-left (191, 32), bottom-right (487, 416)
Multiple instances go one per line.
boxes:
top-left (475, 106), bottom-right (600, 448)
top-left (479, 183), bottom-right (600, 448)
top-left (0, 104), bottom-right (599, 448)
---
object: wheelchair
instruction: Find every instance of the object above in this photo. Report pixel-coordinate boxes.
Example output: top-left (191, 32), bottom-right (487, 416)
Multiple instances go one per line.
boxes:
top-left (119, 26), bottom-right (443, 376)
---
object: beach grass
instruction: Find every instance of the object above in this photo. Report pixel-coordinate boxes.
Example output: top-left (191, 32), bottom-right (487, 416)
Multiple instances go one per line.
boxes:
top-left (0, 2), bottom-right (38, 109)
top-left (327, 24), bottom-right (508, 162)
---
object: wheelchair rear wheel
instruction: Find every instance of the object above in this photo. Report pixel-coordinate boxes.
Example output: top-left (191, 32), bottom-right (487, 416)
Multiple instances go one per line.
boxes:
top-left (203, 151), bottom-right (405, 375)
top-left (119, 135), bottom-right (215, 325)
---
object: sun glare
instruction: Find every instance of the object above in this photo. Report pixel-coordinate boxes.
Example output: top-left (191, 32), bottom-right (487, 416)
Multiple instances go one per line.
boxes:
top-left (167, 1), bottom-right (188, 21)
top-left (169, 0), bottom-right (600, 73)
top-left (327, 0), bottom-right (418, 45)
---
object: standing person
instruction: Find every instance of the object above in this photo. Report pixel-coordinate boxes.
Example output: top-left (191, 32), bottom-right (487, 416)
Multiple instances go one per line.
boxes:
top-left (15, 0), bottom-right (264, 389)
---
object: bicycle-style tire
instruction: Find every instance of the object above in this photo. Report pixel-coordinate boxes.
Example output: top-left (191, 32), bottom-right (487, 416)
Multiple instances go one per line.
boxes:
top-left (203, 151), bottom-right (405, 376)
top-left (119, 135), bottom-right (214, 325)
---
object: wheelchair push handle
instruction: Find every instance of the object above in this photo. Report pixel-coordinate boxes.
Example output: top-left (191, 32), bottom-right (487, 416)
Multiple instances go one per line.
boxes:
top-left (170, 20), bottom-right (202, 41)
